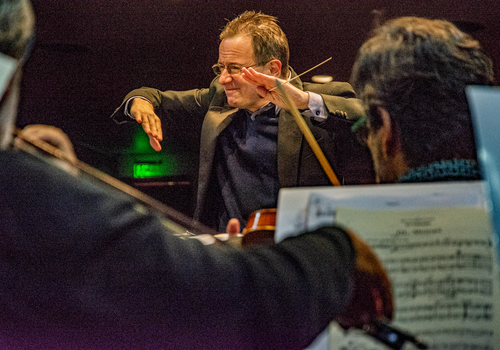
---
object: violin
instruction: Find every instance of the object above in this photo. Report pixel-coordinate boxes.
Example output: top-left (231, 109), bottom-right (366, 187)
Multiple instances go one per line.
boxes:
top-left (241, 208), bottom-right (277, 247)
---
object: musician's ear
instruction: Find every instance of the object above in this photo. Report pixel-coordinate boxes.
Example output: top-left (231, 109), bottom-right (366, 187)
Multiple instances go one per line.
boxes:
top-left (368, 107), bottom-right (408, 183)
top-left (376, 107), bottom-right (402, 158)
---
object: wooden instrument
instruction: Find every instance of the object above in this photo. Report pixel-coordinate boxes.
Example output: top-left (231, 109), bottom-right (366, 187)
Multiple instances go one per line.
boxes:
top-left (241, 208), bottom-right (277, 247)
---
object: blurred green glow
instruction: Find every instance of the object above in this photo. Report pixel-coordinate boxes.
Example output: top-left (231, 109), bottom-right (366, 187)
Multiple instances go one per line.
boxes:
top-left (134, 162), bottom-right (166, 178)
top-left (120, 125), bottom-right (178, 179)
top-left (132, 127), bottom-right (153, 153)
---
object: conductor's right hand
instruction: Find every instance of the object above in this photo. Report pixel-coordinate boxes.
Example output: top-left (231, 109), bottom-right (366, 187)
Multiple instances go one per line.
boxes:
top-left (129, 98), bottom-right (163, 151)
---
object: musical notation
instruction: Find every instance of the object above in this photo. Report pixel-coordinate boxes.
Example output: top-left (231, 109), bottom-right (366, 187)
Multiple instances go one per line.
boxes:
top-left (417, 327), bottom-right (493, 339)
top-left (383, 249), bottom-right (493, 274)
top-left (281, 192), bottom-right (500, 349)
top-left (397, 300), bottom-right (493, 323)
top-left (327, 205), bottom-right (500, 349)
top-left (426, 343), bottom-right (494, 350)
top-left (395, 275), bottom-right (493, 299)
top-left (365, 237), bottom-right (492, 253)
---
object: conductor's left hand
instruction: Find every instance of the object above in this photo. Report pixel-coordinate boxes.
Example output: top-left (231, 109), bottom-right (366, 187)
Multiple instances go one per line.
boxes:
top-left (241, 67), bottom-right (310, 110)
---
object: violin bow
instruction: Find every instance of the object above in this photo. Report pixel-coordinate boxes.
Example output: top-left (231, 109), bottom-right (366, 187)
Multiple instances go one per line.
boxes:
top-left (275, 80), bottom-right (341, 186)
top-left (12, 127), bottom-right (219, 238)
top-left (268, 57), bottom-right (331, 92)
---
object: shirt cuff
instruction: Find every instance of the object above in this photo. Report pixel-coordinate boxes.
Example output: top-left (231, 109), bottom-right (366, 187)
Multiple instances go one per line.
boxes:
top-left (304, 92), bottom-right (327, 121)
top-left (124, 96), bottom-right (152, 119)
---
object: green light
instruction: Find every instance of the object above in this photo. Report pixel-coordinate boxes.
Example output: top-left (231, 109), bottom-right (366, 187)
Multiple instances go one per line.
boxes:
top-left (132, 127), bottom-right (153, 153)
top-left (133, 162), bottom-right (166, 178)
top-left (119, 124), bottom-right (195, 179)
top-left (121, 153), bottom-right (178, 179)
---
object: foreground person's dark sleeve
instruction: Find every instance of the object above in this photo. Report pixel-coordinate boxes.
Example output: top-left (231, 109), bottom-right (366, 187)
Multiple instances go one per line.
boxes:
top-left (0, 150), bottom-right (355, 349)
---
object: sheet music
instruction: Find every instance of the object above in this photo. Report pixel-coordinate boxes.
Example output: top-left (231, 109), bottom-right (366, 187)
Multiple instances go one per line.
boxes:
top-left (275, 181), bottom-right (500, 349)
top-left (276, 182), bottom-right (486, 243)
top-left (329, 206), bottom-right (500, 350)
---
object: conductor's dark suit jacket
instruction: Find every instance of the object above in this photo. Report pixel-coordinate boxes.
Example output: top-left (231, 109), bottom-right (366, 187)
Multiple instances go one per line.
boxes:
top-left (112, 70), bottom-right (374, 228)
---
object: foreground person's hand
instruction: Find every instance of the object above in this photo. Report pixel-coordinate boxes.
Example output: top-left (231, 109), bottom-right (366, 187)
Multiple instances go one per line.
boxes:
top-left (15, 124), bottom-right (79, 175)
top-left (226, 218), bottom-right (241, 236)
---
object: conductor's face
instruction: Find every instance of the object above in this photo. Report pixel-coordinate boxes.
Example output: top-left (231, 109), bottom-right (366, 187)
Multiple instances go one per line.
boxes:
top-left (217, 35), bottom-right (272, 112)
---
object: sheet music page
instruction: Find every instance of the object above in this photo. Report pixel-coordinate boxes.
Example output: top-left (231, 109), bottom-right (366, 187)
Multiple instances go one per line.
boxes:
top-left (275, 182), bottom-right (485, 244)
top-left (275, 182), bottom-right (492, 349)
top-left (327, 206), bottom-right (500, 350)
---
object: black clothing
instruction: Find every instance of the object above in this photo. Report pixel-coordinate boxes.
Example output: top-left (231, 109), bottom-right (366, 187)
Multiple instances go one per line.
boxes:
top-left (0, 149), bottom-right (355, 349)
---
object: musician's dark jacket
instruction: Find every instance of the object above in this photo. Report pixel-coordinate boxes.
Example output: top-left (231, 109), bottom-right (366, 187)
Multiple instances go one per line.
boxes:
top-left (111, 71), bottom-right (375, 229)
top-left (0, 148), bottom-right (355, 349)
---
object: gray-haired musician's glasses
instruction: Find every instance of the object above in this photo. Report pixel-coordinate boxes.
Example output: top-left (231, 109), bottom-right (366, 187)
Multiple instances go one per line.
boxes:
top-left (212, 63), bottom-right (258, 76)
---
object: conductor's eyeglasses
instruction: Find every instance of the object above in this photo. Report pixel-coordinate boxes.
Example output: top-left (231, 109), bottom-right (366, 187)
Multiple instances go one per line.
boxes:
top-left (212, 63), bottom-right (258, 76)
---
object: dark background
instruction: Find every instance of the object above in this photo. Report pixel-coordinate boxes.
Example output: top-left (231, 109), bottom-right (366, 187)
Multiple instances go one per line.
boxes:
top-left (17, 0), bottom-right (500, 216)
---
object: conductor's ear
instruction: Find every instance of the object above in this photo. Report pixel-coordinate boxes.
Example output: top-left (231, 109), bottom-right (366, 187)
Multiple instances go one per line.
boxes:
top-left (268, 59), bottom-right (282, 78)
